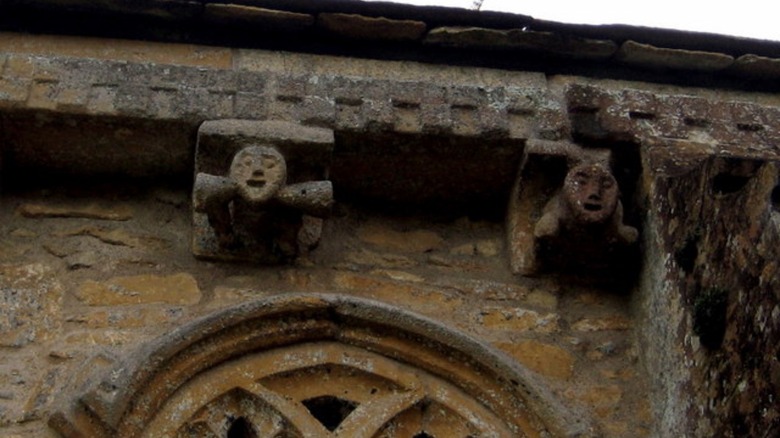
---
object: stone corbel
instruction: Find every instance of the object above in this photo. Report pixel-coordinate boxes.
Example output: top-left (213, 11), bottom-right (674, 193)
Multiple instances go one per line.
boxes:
top-left (507, 139), bottom-right (638, 277)
top-left (192, 120), bottom-right (334, 263)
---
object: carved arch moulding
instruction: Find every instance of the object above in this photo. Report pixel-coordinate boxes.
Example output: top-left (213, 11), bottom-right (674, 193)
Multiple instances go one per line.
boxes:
top-left (48, 294), bottom-right (593, 438)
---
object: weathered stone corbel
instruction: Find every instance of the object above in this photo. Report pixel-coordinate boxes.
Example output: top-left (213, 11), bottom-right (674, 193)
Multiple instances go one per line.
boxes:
top-left (507, 139), bottom-right (638, 277)
top-left (192, 120), bottom-right (334, 263)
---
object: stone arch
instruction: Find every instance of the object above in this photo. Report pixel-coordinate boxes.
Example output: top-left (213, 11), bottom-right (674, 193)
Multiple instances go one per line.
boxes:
top-left (49, 294), bottom-right (593, 437)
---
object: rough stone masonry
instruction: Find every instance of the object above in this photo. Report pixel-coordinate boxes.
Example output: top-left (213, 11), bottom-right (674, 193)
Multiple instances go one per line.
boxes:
top-left (0, 1), bottom-right (779, 436)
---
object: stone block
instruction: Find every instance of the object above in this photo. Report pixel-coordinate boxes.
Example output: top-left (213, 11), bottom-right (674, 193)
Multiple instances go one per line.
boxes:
top-left (357, 224), bottom-right (444, 253)
top-left (204, 4), bottom-right (314, 31)
top-left (481, 307), bottom-right (559, 333)
top-left (730, 54), bottom-right (780, 79)
top-left (54, 83), bottom-right (90, 111)
top-left (571, 316), bottom-right (632, 331)
top-left (476, 105), bottom-right (509, 138)
top-left (17, 203), bottom-right (133, 220)
top-left (503, 29), bottom-right (618, 59)
top-left (298, 95), bottom-right (336, 127)
top-left (76, 273), bottom-right (201, 306)
top-left (566, 385), bottom-right (623, 419)
top-left (0, 264), bottom-right (62, 347)
top-left (424, 26), bottom-right (510, 49)
top-left (234, 91), bottom-right (268, 119)
top-left (616, 40), bottom-right (734, 71)
top-left (425, 27), bottom-right (617, 59)
top-left (26, 79), bottom-right (59, 110)
top-left (497, 340), bottom-right (574, 380)
top-left (114, 85), bottom-right (152, 117)
top-left (362, 97), bottom-right (395, 132)
top-left (333, 272), bottom-right (463, 314)
top-left (87, 85), bottom-right (118, 115)
top-left (318, 13), bottom-right (426, 41)
top-left (0, 77), bottom-right (31, 107)
top-left (420, 103), bottom-right (452, 134)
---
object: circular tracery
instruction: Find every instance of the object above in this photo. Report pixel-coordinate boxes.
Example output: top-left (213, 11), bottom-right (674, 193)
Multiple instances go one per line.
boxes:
top-left (50, 294), bottom-right (592, 438)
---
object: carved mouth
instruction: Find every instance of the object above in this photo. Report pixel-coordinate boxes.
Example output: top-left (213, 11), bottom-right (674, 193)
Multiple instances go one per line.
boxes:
top-left (583, 202), bottom-right (602, 212)
top-left (247, 170), bottom-right (266, 188)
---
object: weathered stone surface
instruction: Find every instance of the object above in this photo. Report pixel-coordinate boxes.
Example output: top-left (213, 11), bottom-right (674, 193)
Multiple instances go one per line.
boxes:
top-left (0, 33), bottom-right (232, 69)
top-left (497, 340), bottom-right (574, 380)
top-left (333, 272), bottom-right (462, 314)
top-left (76, 273), bottom-right (201, 306)
top-left (616, 40), bottom-right (734, 71)
top-left (567, 385), bottom-right (623, 419)
top-left (526, 289), bottom-right (559, 310)
top-left (572, 316), bottom-right (632, 332)
top-left (56, 227), bottom-right (145, 247)
top-left (357, 225), bottom-right (444, 253)
top-left (345, 249), bottom-right (417, 268)
top-left (318, 13), bottom-right (426, 41)
top-left (204, 4), bottom-right (314, 31)
top-left (439, 279), bottom-right (530, 301)
top-left (368, 269), bottom-right (425, 283)
top-left (729, 54), bottom-right (780, 78)
top-left (17, 203), bottom-right (132, 221)
top-left (71, 307), bottom-right (187, 329)
top-left (481, 307), bottom-right (559, 333)
top-left (0, 264), bottom-right (62, 347)
top-left (425, 27), bottom-right (617, 59)
top-left (193, 121), bottom-right (334, 263)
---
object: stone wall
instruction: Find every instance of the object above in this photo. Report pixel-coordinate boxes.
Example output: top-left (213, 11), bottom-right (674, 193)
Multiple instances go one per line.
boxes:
top-left (0, 31), bottom-right (778, 437)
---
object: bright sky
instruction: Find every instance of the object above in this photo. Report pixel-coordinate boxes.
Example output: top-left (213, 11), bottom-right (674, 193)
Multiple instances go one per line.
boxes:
top-left (369, 0), bottom-right (780, 41)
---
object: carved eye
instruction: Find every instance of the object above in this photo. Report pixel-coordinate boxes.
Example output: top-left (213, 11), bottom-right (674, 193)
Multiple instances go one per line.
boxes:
top-left (242, 157), bottom-right (253, 167)
top-left (265, 160), bottom-right (277, 169)
top-left (602, 178), bottom-right (615, 189)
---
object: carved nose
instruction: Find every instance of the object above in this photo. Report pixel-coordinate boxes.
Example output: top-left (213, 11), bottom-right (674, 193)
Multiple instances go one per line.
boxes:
top-left (247, 170), bottom-right (267, 187)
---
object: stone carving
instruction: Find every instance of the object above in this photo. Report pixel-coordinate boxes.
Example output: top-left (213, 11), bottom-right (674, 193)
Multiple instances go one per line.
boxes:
top-left (507, 140), bottom-right (638, 278)
top-left (48, 295), bottom-right (593, 437)
top-left (194, 145), bottom-right (332, 258)
top-left (534, 162), bottom-right (637, 244)
top-left (192, 120), bottom-right (335, 263)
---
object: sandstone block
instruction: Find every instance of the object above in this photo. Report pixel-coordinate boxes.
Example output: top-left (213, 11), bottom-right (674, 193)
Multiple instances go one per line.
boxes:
top-left (572, 316), bottom-right (632, 332)
top-left (567, 384), bottom-right (623, 419)
top-left (616, 40), bottom-right (734, 71)
top-left (357, 224), bottom-right (444, 253)
top-left (76, 273), bottom-right (201, 306)
top-left (345, 249), bottom-right (417, 268)
top-left (204, 4), bottom-right (314, 31)
top-left (526, 289), bottom-right (558, 310)
top-left (333, 272), bottom-right (462, 313)
top-left (0, 264), bottom-right (62, 347)
top-left (318, 13), bottom-right (426, 41)
top-left (481, 307), bottom-right (559, 333)
top-left (0, 77), bottom-right (31, 106)
top-left (497, 340), bottom-right (574, 380)
top-left (26, 80), bottom-right (58, 110)
top-left (730, 54), bottom-right (780, 79)
top-left (17, 203), bottom-right (133, 221)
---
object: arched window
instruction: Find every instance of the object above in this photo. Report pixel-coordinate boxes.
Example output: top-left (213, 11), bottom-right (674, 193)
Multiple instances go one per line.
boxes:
top-left (50, 294), bottom-right (589, 437)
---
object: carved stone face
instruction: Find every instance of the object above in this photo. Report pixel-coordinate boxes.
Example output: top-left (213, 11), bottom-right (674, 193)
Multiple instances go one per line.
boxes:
top-left (229, 146), bottom-right (287, 204)
top-left (562, 163), bottom-right (619, 224)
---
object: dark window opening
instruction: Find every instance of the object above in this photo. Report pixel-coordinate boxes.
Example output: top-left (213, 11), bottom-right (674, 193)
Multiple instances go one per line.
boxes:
top-left (413, 433), bottom-right (435, 438)
top-left (772, 183), bottom-right (780, 212)
top-left (227, 417), bottom-right (257, 438)
top-left (302, 396), bottom-right (358, 432)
